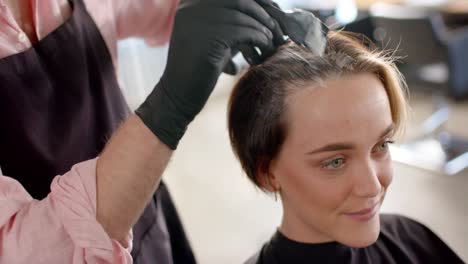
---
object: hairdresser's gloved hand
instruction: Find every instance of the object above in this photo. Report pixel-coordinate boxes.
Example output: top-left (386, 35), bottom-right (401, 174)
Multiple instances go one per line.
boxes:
top-left (136, 0), bottom-right (279, 149)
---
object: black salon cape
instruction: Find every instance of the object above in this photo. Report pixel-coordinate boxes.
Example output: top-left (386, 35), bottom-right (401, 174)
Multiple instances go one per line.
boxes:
top-left (245, 214), bottom-right (464, 264)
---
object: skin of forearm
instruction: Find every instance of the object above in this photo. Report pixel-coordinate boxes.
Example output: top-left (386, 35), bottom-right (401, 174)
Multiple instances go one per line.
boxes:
top-left (96, 114), bottom-right (173, 246)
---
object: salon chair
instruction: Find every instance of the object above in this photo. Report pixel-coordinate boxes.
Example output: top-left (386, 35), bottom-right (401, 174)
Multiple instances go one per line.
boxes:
top-left (369, 3), bottom-right (468, 175)
top-left (370, 2), bottom-right (468, 99)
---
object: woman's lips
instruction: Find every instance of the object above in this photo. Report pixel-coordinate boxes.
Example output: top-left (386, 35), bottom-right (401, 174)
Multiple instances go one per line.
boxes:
top-left (343, 203), bottom-right (379, 222)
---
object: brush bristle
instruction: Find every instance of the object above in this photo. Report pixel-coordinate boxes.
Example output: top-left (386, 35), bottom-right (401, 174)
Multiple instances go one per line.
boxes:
top-left (286, 9), bottom-right (328, 56)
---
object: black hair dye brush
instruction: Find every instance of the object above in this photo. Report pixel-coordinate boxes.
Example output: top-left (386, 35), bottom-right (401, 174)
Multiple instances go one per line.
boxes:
top-left (262, 3), bottom-right (329, 57)
top-left (223, 0), bottom-right (328, 74)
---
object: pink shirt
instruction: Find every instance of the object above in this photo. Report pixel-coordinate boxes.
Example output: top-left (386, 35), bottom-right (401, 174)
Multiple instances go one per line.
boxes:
top-left (0, 0), bottom-right (178, 63)
top-left (0, 159), bottom-right (132, 263)
top-left (0, 0), bottom-right (178, 262)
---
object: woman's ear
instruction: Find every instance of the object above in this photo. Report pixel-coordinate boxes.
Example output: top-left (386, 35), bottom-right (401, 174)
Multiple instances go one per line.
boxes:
top-left (256, 158), bottom-right (280, 192)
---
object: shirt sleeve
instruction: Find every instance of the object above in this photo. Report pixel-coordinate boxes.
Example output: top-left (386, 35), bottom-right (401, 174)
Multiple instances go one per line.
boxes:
top-left (0, 158), bottom-right (133, 264)
top-left (111, 0), bottom-right (179, 46)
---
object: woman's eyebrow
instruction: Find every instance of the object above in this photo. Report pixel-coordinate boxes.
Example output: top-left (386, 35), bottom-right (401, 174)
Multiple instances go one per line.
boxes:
top-left (306, 142), bottom-right (355, 155)
top-left (306, 123), bottom-right (395, 155)
top-left (379, 123), bottom-right (395, 139)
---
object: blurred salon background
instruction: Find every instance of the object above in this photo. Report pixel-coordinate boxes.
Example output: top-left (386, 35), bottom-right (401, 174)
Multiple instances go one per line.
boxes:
top-left (117, 0), bottom-right (468, 262)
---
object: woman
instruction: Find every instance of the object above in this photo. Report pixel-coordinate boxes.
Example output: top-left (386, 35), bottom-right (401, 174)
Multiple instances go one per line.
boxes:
top-left (228, 32), bottom-right (464, 263)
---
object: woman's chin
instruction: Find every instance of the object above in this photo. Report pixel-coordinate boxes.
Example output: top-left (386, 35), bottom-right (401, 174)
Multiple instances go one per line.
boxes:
top-left (336, 215), bottom-right (381, 248)
top-left (343, 234), bottom-right (379, 248)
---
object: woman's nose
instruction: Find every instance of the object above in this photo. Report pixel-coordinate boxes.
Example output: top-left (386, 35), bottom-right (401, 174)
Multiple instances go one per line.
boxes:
top-left (352, 158), bottom-right (383, 198)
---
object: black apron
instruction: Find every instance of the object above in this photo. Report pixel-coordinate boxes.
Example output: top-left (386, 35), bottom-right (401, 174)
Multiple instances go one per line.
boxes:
top-left (0, 0), bottom-right (195, 263)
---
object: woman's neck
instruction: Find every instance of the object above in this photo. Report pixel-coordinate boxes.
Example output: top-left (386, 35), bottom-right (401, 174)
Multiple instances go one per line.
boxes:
top-left (4, 0), bottom-right (38, 43)
top-left (279, 206), bottom-right (334, 244)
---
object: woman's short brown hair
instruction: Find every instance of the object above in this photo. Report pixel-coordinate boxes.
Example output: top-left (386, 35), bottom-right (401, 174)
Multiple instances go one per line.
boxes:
top-left (227, 31), bottom-right (408, 192)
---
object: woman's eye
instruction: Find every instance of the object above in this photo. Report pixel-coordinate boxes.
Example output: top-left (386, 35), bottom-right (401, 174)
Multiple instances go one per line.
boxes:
top-left (377, 140), bottom-right (394, 152)
top-left (323, 158), bottom-right (346, 169)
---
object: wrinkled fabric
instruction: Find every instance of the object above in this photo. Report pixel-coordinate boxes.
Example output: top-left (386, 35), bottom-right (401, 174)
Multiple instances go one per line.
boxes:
top-left (0, 0), bottom-right (178, 64)
top-left (0, 159), bottom-right (133, 264)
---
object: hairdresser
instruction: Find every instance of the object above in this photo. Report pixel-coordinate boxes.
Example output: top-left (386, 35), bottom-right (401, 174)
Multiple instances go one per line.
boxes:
top-left (0, 0), bottom-right (282, 262)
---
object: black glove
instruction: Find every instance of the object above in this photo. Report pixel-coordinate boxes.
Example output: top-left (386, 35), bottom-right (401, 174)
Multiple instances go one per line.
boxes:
top-left (136, 0), bottom-right (279, 149)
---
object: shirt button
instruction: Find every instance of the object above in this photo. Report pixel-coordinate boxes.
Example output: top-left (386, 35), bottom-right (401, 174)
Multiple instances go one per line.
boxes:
top-left (18, 32), bottom-right (28, 43)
